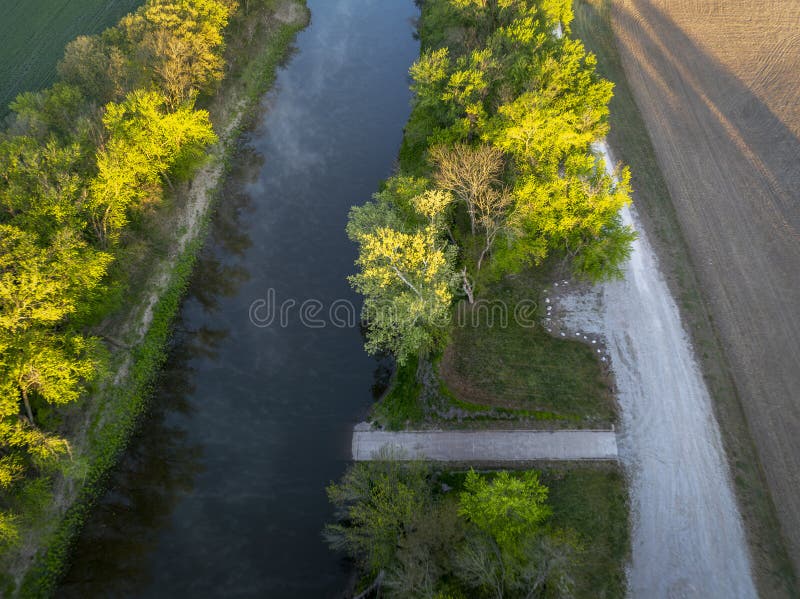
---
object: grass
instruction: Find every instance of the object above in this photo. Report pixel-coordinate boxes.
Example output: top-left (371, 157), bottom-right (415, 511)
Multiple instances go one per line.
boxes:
top-left (0, 0), bottom-right (143, 117)
top-left (439, 464), bottom-right (630, 598)
top-left (543, 464), bottom-right (630, 597)
top-left (372, 270), bottom-right (615, 428)
top-left (571, 1), bottom-right (798, 596)
top-left (372, 356), bottom-right (424, 430)
top-left (438, 267), bottom-right (616, 427)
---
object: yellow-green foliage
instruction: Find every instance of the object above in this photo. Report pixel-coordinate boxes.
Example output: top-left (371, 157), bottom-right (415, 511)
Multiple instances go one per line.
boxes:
top-left (348, 181), bottom-right (458, 364)
top-left (0, 0), bottom-right (230, 550)
top-left (350, 0), bottom-right (635, 365)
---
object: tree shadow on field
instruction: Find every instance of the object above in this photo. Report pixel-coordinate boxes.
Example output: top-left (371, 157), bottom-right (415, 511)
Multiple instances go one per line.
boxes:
top-left (612, 0), bottom-right (800, 236)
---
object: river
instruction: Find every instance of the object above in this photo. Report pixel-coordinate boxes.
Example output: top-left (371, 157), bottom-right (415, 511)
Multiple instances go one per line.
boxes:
top-left (60, 1), bottom-right (419, 596)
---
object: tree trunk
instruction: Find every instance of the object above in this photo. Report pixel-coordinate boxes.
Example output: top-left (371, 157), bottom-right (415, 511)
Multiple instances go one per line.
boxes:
top-left (21, 388), bottom-right (34, 426)
top-left (353, 570), bottom-right (384, 599)
top-left (162, 171), bottom-right (175, 191)
top-left (462, 268), bottom-right (475, 304)
top-left (477, 240), bottom-right (491, 271)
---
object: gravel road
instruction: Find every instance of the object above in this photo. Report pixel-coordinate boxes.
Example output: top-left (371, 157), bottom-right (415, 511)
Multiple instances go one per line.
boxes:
top-left (556, 145), bottom-right (757, 597)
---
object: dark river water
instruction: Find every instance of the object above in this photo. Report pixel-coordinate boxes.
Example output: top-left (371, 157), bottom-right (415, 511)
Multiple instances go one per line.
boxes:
top-left (60, 1), bottom-right (419, 596)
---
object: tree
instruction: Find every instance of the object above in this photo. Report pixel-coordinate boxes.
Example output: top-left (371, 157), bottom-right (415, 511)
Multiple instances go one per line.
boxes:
top-left (349, 224), bottom-right (456, 364)
top-left (58, 34), bottom-right (132, 104)
top-left (9, 83), bottom-right (87, 142)
top-left (0, 137), bottom-right (89, 240)
top-left (1, 330), bottom-right (104, 425)
top-left (500, 153), bottom-right (635, 281)
top-left (384, 502), bottom-right (465, 599)
top-left (431, 143), bottom-right (504, 235)
top-left (454, 529), bottom-right (576, 599)
top-left (89, 90), bottom-right (216, 244)
top-left (122, 0), bottom-right (233, 107)
top-left (325, 457), bottom-right (434, 575)
top-left (0, 225), bottom-right (110, 424)
top-left (347, 182), bottom-right (457, 364)
top-left (0, 225), bottom-right (111, 335)
top-left (455, 470), bottom-right (576, 598)
top-left (458, 470), bottom-right (551, 556)
top-left (474, 186), bottom-right (512, 271)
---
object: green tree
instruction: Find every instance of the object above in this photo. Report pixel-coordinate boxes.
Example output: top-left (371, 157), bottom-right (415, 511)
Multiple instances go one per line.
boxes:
top-left (455, 470), bottom-right (575, 598)
top-left (89, 90), bottom-right (216, 244)
top-left (9, 83), bottom-right (87, 142)
top-left (384, 502), bottom-right (465, 599)
top-left (458, 470), bottom-right (551, 556)
top-left (0, 137), bottom-right (89, 240)
top-left (347, 184), bottom-right (457, 364)
top-left (122, 0), bottom-right (233, 107)
top-left (58, 34), bottom-right (133, 104)
top-left (497, 153), bottom-right (635, 281)
top-left (325, 458), bottom-right (434, 575)
top-left (0, 225), bottom-right (110, 423)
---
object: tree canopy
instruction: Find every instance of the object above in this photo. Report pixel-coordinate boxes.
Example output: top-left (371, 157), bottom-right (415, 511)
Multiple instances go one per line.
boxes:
top-left (349, 0), bottom-right (635, 363)
top-left (0, 0), bottom-right (229, 548)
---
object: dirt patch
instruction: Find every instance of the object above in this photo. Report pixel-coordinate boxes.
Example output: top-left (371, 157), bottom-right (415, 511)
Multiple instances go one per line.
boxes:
top-left (603, 0), bottom-right (800, 588)
top-left (274, 0), bottom-right (306, 26)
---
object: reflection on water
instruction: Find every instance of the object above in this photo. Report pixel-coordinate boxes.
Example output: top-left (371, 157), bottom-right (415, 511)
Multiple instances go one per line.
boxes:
top-left (61, 145), bottom-right (261, 597)
top-left (60, 1), bottom-right (419, 597)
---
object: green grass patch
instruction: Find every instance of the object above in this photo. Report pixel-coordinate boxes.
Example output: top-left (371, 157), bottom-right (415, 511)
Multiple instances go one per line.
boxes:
top-left (543, 465), bottom-right (630, 598)
top-left (439, 464), bottom-right (630, 598)
top-left (439, 269), bottom-right (615, 426)
top-left (0, 0), bottom-right (143, 116)
top-left (371, 356), bottom-right (424, 430)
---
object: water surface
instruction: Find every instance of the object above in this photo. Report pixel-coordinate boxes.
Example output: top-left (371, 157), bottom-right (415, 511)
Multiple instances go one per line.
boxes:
top-left (61, 1), bottom-right (419, 595)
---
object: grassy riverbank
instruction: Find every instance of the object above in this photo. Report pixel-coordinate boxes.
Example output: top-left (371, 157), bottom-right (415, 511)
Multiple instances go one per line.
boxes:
top-left (330, 460), bottom-right (629, 599)
top-left (368, 0), bottom-right (618, 431)
top-left (1, 2), bottom-right (309, 596)
top-left (338, 1), bottom-right (630, 596)
top-left (571, 1), bottom-right (797, 595)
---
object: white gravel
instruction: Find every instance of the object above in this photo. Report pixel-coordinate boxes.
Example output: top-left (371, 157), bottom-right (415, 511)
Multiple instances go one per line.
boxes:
top-left (554, 142), bottom-right (757, 597)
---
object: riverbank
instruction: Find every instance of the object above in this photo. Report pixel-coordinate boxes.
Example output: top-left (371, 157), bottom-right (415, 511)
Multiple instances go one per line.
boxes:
top-left (336, 1), bottom-right (632, 596)
top-left (2, 2), bottom-right (309, 596)
top-left (572, 1), bottom-right (797, 595)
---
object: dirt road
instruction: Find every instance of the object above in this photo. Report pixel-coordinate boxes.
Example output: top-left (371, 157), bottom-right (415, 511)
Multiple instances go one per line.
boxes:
top-left (605, 0), bottom-right (800, 579)
top-left (556, 198), bottom-right (757, 597)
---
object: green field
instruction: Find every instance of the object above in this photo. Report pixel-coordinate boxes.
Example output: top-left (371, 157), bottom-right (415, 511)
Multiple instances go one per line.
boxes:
top-left (0, 0), bottom-right (142, 116)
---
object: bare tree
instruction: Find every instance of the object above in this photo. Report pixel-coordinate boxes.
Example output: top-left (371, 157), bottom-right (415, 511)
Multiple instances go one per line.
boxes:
top-left (430, 144), bottom-right (504, 235)
top-left (475, 186), bottom-right (513, 271)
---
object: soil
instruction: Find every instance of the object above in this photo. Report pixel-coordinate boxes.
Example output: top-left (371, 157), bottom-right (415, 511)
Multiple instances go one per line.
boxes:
top-left (607, 0), bottom-right (800, 585)
top-left (550, 140), bottom-right (757, 597)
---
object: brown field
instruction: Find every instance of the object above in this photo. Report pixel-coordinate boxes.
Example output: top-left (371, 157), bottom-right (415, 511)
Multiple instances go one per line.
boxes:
top-left (590, 0), bottom-right (800, 590)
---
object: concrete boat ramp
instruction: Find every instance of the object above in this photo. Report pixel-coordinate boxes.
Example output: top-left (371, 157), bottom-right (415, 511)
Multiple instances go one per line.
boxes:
top-left (351, 423), bottom-right (618, 462)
